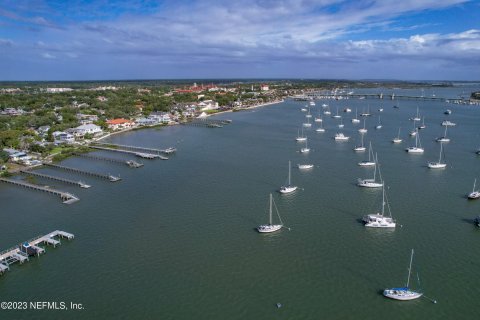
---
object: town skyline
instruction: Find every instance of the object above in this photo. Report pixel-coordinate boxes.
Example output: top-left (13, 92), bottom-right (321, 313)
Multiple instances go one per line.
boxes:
top-left (1, 0), bottom-right (479, 81)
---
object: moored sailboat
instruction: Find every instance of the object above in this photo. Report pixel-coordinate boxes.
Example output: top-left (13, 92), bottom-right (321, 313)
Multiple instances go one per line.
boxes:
top-left (427, 142), bottom-right (446, 169)
top-left (257, 193), bottom-right (285, 233)
top-left (383, 249), bottom-right (423, 301)
top-left (279, 161), bottom-right (298, 194)
top-left (363, 183), bottom-right (396, 228)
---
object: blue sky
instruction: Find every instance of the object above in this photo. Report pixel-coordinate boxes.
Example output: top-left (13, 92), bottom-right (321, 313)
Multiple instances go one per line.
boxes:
top-left (0, 0), bottom-right (479, 81)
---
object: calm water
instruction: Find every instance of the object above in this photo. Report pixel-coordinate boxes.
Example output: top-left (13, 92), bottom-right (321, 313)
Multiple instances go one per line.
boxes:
top-left (1, 85), bottom-right (480, 319)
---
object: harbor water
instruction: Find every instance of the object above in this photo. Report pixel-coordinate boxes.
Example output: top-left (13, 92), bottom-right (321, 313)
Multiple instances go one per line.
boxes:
top-left (1, 85), bottom-right (480, 319)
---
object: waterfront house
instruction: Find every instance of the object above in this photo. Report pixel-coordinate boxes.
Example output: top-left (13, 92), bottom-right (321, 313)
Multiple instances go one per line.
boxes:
top-left (135, 117), bottom-right (159, 126)
top-left (71, 124), bottom-right (103, 137)
top-left (52, 131), bottom-right (75, 144)
top-left (149, 112), bottom-right (172, 123)
top-left (106, 118), bottom-right (135, 130)
top-left (3, 148), bottom-right (32, 163)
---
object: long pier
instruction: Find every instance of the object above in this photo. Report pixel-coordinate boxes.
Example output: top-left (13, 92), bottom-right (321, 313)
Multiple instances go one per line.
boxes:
top-left (73, 152), bottom-right (144, 168)
top-left (181, 118), bottom-right (232, 128)
top-left (44, 163), bottom-right (121, 182)
top-left (92, 142), bottom-right (176, 155)
top-left (90, 146), bottom-right (168, 160)
top-left (0, 230), bottom-right (74, 276)
top-left (0, 178), bottom-right (79, 204)
top-left (296, 93), bottom-right (468, 104)
top-left (20, 170), bottom-right (91, 188)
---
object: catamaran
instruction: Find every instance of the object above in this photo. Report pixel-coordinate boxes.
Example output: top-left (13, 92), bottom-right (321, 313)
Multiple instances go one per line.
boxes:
top-left (363, 183), bottom-right (396, 228)
top-left (295, 128), bottom-right (307, 142)
top-left (392, 127), bottom-right (402, 143)
top-left (358, 142), bottom-right (376, 166)
top-left (468, 179), bottom-right (480, 199)
top-left (279, 161), bottom-right (297, 194)
top-left (383, 249), bottom-right (423, 301)
top-left (428, 142), bottom-right (446, 169)
top-left (357, 153), bottom-right (383, 188)
top-left (405, 130), bottom-right (424, 153)
top-left (351, 108), bottom-right (360, 123)
top-left (436, 126), bottom-right (450, 142)
top-left (257, 193), bottom-right (285, 233)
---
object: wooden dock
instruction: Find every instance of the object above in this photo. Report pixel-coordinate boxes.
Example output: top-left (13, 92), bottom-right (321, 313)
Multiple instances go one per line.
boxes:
top-left (20, 170), bottom-right (91, 188)
top-left (90, 146), bottom-right (168, 160)
top-left (73, 152), bottom-right (144, 168)
top-left (45, 163), bottom-right (121, 182)
top-left (181, 118), bottom-right (231, 128)
top-left (0, 178), bottom-right (79, 204)
top-left (0, 230), bottom-right (74, 276)
top-left (92, 142), bottom-right (176, 155)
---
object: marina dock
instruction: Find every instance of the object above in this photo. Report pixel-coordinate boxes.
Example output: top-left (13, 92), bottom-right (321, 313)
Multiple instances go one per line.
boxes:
top-left (0, 178), bottom-right (79, 204)
top-left (92, 142), bottom-right (176, 155)
top-left (20, 169), bottom-right (91, 188)
top-left (0, 230), bottom-right (74, 276)
top-left (181, 118), bottom-right (232, 128)
top-left (90, 146), bottom-right (168, 160)
top-left (73, 152), bottom-right (144, 168)
top-left (44, 163), bottom-right (121, 182)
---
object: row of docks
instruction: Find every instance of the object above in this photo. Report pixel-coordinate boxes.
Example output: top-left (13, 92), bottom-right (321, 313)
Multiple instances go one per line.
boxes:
top-left (0, 178), bottom-right (79, 204)
top-left (0, 230), bottom-right (74, 276)
top-left (181, 118), bottom-right (232, 128)
top-left (73, 152), bottom-right (144, 168)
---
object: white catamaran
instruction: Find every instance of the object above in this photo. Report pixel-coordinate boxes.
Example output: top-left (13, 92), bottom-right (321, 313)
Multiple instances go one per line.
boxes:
top-left (257, 193), bottom-right (285, 233)
top-left (279, 161), bottom-right (298, 194)
top-left (405, 130), bottom-right (424, 153)
top-left (363, 183), bottom-right (396, 228)
top-left (383, 249), bottom-right (423, 301)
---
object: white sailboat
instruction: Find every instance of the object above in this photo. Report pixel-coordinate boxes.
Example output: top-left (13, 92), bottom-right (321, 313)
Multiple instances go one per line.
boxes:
top-left (360, 105), bottom-right (371, 117)
top-left (392, 127), bottom-right (402, 143)
top-left (442, 120), bottom-right (456, 126)
top-left (295, 127), bottom-right (307, 142)
top-left (353, 133), bottom-right (366, 152)
top-left (338, 117), bottom-right (344, 128)
top-left (358, 141), bottom-right (376, 166)
top-left (357, 153), bottom-right (383, 188)
top-left (409, 120), bottom-right (417, 136)
top-left (298, 164), bottom-right (314, 169)
top-left (428, 142), bottom-right (446, 169)
top-left (279, 161), bottom-right (298, 194)
top-left (300, 139), bottom-right (310, 153)
top-left (257, 193), bottom-right (284, 233)
top-left (468, 179), bottom-right (480, 199)
top-left (383, 249), bottom-right (423, 301)
top-left (405, 130), bottom-right (424, 153)
top-left (309, 100), bottom-right (315, 106)
top-left (316, 121), bottom-right (325, 132)
top-left (358, 118), bottom-right (368, 134)
top-left (411, 107), bottom-right (421, 122)
top-left (375, 116), bottom-right (382, 129)
top-left (418, 117), bottom-right (426, 130)
top-left (334, 133), bottom-right (349, 141)
top-left (305, 107), bottom-right (312, 118)
top-left (324, 106), bottom-right (332, 115)
top-left (303, 117), bottom-right (312, 128)
top-left (436, 126), bottom-right (450, 142)
top-left (363, 183), bottom-right (396, 228)
top-left (314, 113), bottom-right (323, 122)
top-left (333, 106), bottom-right (341, 119)
top-left (351, 108), bottom-right (361, 123)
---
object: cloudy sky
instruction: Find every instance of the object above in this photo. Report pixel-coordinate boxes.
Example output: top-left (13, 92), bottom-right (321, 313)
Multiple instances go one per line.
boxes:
top-left (0, 0), bottom-right (479, 81)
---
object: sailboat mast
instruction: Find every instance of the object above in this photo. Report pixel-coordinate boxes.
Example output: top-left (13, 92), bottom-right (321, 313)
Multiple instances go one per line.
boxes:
top-left (373, 153), bottom-right (378, 181)
top-left (473, 179), bottom-right (477, 193)
top-left (288, 161), bottom-right (291, 186)
top-left (439, 142), bottom-right (443, 163)
top-left (269, 193), bottom-right (273, 225)
top-left (381, 184), bottom-right (385, 216)
top-left (406, 249), bottom-right (414, 288)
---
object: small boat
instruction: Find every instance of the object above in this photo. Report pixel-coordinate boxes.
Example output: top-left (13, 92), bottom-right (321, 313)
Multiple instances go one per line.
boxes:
top-left (257, 193), bottom-right (284, 233)
top-left (316, 121), bottom-right (325, 132)
top-left (344, 108), bottom-right (352, 113)
top-left (363, 183), bottom-right (396, 228)
top-left (358, 142), bottom-right (376, 166)
top-left (354, 133), bottom-right (366, 152)
top-left (321, 103), bottom-right (328, 108)
top-left (409, 120), bottom-right (417, 136)
top-left (442, 120), bottom-right (456, 126)
top-left (351, 108), bottom-right (361, 123)
top-left (428, 142), bottom-right (446, 169)
top-left (436, 126), bottom-right (450, 142)
top-left (295, 128), bottom-right (307, 142)
top-left (418, 117), bottom-right (426, 130)
top-left (411, 107), bottom-right (421, 122)
top-left (309, 101), bottom-right (315, 106)
top-left (405, 130), bottom-right (424, 153)
top-left (468, 179), bottom-right (480, 199)
top-left (358, 118), bottom-right (368, 134)
top-left (444, 109), bottom-right (452, 115)
top-left (334, 133), bottom-right (349, 141)
top-left (338, 118), bottom-right (344, 128)
top-left (392, 127), bottom-right (402, 143)
top-left (332, 107), bottom-right (341, 119)
top-left (360, 105), bottom-right (371, 117)
top-left (305, 107), bottom-right (312, 118)
top-left (279, 161), bottom-right (298, 194)
top-left (375, 116), bottom-right (382, 129)
top-left (298, 164), bottom-right (314, 169)
top-left (357, 153), bottom-right (383, 188)
top-left (383, 249), bottom-right (423, 301)
top-left (324, 109), bottom-right (331, 115)
top-left (314, 114), bottom-right (323, 122)
top-left (378, 108), bottom-right (384, 112)
top-left (301, 107), bottom-right (307, 112)
top-left (300, 140), bottom-right (310, 153)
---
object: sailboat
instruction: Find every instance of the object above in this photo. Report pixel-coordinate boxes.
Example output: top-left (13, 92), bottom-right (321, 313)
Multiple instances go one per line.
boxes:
top-left (405, 130), bottom-right (424, 153)
top-left (301, 105), bottom-right (307, 112)
top-left (418, 117), bottom-right (426, 130)
top-left (305, 107), bottom-right (312, 118)
top-left (298, 163), bottom-right (314, 169)
top-left (354, 133), bottom-right (366, 152)
top-left (333, 107), bottom-right (341, 119)
top-left (358, 142), bottom-right (376, 166)
top-left (360, 105), bottom-right (371, 117)
top-left (303, 117), bottom-right (312, 128)
top-left (363, 183), bottom-right (396, 228)
top-left (409, 120), bottom-right (417, 136)
top-left (428, 142), bottom-right (446, 169)
top-left (338, 117), bottom-right (344, 128)
top-left (316, 121), bottom-right (325, 132)
top-left (279, 161), bottom-right (297, 194)
top-left (411, 107), bottom-right (421, 122)
top-left (295, 127), bottom-right (307, 142)
top-left (358, 118), bottom-right (368, 134)
top-left (375, 116), bottom-right (382, 129)
top-left (300, 139), bottom-right (310, 153)
top-left (383, 249), bottom-right (423, 301)
top-left (468, 179), bottom-right (480, 199)
top-left (436, 126), bottom-right (450, 142)
top-left (351, 108), bottom-right (360, 123)
top-left (314, 113), bottom-right (323, 123)
top-left (334, 132), bottom-right (349, 141)
top-left (392, 127), bottom-right (402, 143)
top-left (358, 153), bottom-right (383, 188)
top-left (324, 106), bottom-right (331, 115)
top-left (257, 194), bottom-right (284, 233)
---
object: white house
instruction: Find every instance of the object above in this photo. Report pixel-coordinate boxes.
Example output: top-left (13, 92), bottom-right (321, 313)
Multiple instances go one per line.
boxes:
top-left (198, 100), bottom-right (219, 111)
top-left (52, 131), bottom-right (75, 144)
top-left (72, 124), bottom-right (103, 137)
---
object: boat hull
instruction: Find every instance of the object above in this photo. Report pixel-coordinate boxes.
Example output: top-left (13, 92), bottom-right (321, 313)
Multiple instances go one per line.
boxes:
top-left (279, 186), bottom-right (297, 194)
top-left (383, 289), bottom-right (423, 301)
top-left (257, 224), bottom-right (282, 233)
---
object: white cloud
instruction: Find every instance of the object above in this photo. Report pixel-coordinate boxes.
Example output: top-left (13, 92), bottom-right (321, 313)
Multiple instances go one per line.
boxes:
top-left (41, 53), bottom-right (56, 59)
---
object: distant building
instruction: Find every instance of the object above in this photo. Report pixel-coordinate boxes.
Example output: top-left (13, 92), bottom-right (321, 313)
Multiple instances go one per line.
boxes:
top-left (52, 131), bottom-right (75, 144)
top-left (46, 88), bottom-right (73, 93)
top-left (71, 124), bottom-right (103, 137)
top-left (106, 118), bottom-right (135, 130)
top-left (260, 84), bottom-right (269, 91)
top-left (149, 112), bottom-right (172, 123)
